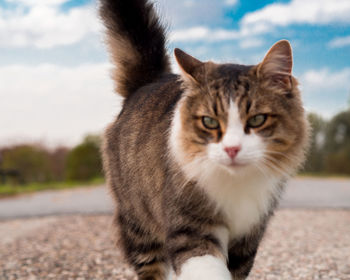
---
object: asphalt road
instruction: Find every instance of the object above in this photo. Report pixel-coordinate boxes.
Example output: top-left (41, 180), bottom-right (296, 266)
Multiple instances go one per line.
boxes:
top-left (0, 177), bottom-right (349, 219)
top-left (1, 210), bottom-right (349, 279)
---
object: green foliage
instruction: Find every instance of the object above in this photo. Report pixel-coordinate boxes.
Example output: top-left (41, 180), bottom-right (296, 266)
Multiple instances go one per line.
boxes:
top-left (0, 134), bottom-right (104, 192)
top-left (48, 147), bottom-right (70, 182)
top-left (0, 178), bottom-right (105, 197)
top-left (303, 113), bottom-right (327, 173)
top-left (1, 145), bottom-right (53, 184)
top-left (323, 110), bottom-right (350, 174)
top-left (325, 148), bottom-right (350, 174)
top-left (324, 111), bottom-right (350, 152)
top-left (0, 135), bottom-right (104, 195)
top-left (303, 109), bottom-right (350, 176)
top-left (65, 135), bottom-right (103, 181)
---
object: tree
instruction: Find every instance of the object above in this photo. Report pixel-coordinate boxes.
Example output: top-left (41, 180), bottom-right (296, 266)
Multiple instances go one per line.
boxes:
top-left (49, 147), bottom-right (70, 182)
top-left (65, 135), bottom-right (103, 181)
top-left (1, 145), bottom-right (53, 184)
top-left (324, 110), bottom-right (350, 175)
top-left (303, 113), bottom-right (327, 173)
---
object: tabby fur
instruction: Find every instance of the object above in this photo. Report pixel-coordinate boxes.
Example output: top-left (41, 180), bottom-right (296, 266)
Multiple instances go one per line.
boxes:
top-left (100, 0), bottom-right (309, 279)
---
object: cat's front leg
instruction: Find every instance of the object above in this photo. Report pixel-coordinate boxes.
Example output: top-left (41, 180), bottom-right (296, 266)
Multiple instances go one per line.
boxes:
top-left (166, 226), bottom-right (232, 280)
top-left (228, 250), bottom-right (256, 280)
top-left (176, 254), bottom-right (232, 280)
top-left (227, 228), bottom-right (264, 280)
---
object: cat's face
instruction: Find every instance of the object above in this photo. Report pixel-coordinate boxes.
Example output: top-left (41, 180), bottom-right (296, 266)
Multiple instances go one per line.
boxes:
top-left (171, 41), bottom-right (309, 178)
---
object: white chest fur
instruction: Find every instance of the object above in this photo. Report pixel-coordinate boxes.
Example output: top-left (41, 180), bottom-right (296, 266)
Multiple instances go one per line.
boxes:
top-left (197, 165), bottom-right (281, 238)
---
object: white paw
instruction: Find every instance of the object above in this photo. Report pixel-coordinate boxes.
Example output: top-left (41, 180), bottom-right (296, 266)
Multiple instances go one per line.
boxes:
top-left (167, 268), bottom-right (175, 280)
top-left (176, 255), bottom-right (231, 280)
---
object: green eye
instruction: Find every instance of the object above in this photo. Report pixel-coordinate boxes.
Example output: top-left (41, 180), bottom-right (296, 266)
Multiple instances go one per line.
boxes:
top-left (247, 114), bottom-right (267, 128)
top-left (202, 116), bottom-right (220, 129)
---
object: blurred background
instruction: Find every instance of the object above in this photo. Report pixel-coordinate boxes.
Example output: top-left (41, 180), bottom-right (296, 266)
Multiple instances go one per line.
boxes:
top-left (0, 0), bottom-right (349, 193)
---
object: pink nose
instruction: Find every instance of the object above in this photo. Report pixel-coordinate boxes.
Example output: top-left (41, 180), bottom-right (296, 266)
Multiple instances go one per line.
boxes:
top-left (224, 146), bottom-right (241, 159)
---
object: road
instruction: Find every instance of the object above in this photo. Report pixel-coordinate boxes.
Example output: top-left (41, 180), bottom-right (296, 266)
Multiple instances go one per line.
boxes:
top-left (0, 177), bottom-right (349, 219)
top-left (1, 210), bottom-right (349, 279)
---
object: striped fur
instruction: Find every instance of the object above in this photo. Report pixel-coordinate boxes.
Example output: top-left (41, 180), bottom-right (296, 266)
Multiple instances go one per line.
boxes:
top-left (100, 0), bottom-right (170, 98)
top-left (101, 1), bottom-right (310, 279)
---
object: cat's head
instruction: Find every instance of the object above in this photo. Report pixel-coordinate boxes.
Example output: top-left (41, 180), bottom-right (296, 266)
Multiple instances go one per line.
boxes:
top-left (170, 40), bottom-right (309, 180)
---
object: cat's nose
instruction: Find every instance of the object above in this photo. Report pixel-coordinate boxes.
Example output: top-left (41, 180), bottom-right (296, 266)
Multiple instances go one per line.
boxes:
top-left (224, 146), bottom-right (241, 159)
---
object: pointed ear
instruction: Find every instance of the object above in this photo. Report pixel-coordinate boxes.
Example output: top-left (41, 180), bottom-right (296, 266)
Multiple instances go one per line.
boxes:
top-left (174, 48), bottom-right (203, 83)
top-left (257, 40), bottom-right (293, 89)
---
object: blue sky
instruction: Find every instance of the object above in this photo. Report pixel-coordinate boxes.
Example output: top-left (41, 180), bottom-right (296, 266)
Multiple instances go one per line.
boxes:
top-left (0, 0), bottom-right (349, 146)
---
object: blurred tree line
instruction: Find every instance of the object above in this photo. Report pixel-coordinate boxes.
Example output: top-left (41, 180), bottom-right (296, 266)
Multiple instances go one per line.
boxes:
top-left (304, 108), bottom-right (350, 175)
top-left (0, 135), bottom-right (103, 185)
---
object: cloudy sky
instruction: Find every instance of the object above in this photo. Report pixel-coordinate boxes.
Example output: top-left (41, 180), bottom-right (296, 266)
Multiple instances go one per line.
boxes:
top-left (0, 0), bottom-right (349, 146)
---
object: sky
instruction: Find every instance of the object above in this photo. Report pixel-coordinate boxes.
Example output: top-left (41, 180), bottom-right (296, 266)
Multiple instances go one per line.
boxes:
top-left (0, 0), bottom-right (349, 147)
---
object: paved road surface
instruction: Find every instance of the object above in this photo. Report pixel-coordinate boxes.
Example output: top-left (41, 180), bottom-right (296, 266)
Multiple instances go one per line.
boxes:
top-left (1, 210), bottom-right (349, 279)
top-left (0, 177), bottom-right (349, 219)
top-left (282, 177), bottom-right (350, 208)
top-left (0, 186), bottom-right (113, 219)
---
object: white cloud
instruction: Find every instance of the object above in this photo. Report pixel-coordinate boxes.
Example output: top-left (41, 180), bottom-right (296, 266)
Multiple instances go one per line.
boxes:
top-left (6, 0), bottom-right (68, 6)
top-left (300, 68), bottom-right (350, 117)
top-left (170, 26), bottom-right (239, 42)
top-left (225, 0), bottom-right (237, 6)
top-left (171, 0), bottom-right (350, 46)
top-left (241, 0), bottom-right (350, 32)
top-left (170, 25), bottom-right (267, 51)
top-left (302, 68), bottom-right (350, 91)
top-left (0, 0), bottom-right (101, 48)
top-left (0, 63), bottom-right (121, 146)
top-left (329, 36), bottom-right (350, 48)
top-left (239, 38), bottom-right (264, 49)
top-left (183, 0), bottom-right (195, 8)
top-left (156, 0), bottom-right (237, 29)
top-left (0, 0), bottom-right (242, 49)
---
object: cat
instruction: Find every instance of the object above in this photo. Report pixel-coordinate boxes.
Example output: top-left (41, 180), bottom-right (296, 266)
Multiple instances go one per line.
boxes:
top-left (100, 0), bottom-right (309, 279)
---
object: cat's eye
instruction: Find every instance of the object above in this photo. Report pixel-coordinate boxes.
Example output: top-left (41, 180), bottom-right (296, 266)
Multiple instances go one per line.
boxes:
top-left (247, 114), bottom-right (267, 128)
top-left (202, 116), bottom-right (220, 129)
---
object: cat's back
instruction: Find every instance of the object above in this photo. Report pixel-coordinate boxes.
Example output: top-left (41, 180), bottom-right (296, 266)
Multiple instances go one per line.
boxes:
top-left (118, 73), bottom-right (182, 132)
top-left (103, 74), bottom-right (183, 197)
top-left (111, 73), bottom-right (182, 151)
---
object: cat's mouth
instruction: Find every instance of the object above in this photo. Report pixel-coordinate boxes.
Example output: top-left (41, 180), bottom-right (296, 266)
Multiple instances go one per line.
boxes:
top-left (222, 158), bottom-right (249, 169)
top-left (230, 161), bottom-right (245, 166)
top-left (217, 160), bottom-right (251, 175)
top-left (211, 156), bottom-right (250, 170)
top-left (228, 161), bottom-right (247, 168)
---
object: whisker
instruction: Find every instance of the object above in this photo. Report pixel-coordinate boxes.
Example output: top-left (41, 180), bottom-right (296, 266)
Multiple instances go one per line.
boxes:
top-left (265, 150), bottom-right (298, 163)
top-left (252, 162), bottom-right (274, 181)
top-left (260, 157), bottom-right (291, 178)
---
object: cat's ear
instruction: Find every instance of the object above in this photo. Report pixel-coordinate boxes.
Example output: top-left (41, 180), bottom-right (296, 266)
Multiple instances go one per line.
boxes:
top-left (174, 48), bottom-right (204, 83)
top-left (257, 40), bottom-right (293, 90)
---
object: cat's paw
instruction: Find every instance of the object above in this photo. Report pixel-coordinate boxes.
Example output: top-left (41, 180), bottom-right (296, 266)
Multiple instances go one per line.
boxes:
top-left (177, 255), bottom-right (231, 280)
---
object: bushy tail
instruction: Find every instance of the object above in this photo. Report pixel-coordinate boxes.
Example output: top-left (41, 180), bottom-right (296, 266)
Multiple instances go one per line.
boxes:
top-left (100, 0), bottom-right (171, 98)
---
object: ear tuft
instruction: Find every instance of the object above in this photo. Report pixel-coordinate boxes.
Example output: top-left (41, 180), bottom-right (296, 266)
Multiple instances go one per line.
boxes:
top-left (258, 40), bottom-right (293, 89)
top-left (174, 48), bottom-right (203, 82)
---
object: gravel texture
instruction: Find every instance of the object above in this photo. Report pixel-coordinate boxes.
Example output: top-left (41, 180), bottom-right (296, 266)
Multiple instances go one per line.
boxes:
top-left (0, 210), bottom-right (349, 280)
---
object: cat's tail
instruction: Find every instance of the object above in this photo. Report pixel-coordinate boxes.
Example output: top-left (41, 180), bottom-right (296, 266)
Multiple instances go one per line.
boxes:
top-left (100, 0), bottom-right (171, 98)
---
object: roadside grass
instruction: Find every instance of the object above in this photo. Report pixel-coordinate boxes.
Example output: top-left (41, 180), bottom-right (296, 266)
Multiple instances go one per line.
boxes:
top-left (1, 172), bottom-right (349, 198)
top-left (298, 172), bottom-right (350, 179)
top-left (0, 177), bottom-right (105, 198)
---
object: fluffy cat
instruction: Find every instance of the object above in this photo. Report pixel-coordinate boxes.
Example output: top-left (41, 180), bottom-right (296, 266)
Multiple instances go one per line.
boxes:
top-left (100, 0), bottom-right (309, 279)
